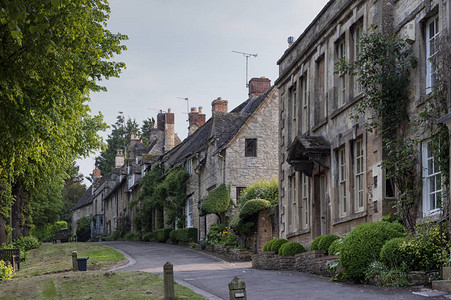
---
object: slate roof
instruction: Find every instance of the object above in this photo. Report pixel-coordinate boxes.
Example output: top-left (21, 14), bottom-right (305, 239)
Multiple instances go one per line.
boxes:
top-left (72, 185), bottom-right (93, 211)
top-left (163, 85), bottom-right (275, 167)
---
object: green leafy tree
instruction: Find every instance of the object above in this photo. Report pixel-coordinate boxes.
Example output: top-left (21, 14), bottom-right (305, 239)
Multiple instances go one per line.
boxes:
top-left (0, 0), bottom-right (127, 244)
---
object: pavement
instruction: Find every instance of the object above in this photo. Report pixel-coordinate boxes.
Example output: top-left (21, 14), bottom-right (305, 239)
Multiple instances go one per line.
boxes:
top-left (101, 241), bottom-right (450, 300)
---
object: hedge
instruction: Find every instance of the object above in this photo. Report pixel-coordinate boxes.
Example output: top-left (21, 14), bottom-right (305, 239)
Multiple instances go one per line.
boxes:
top-left (278, 241), bottom-right (306, 256)
top-left (239, 199), bottom-right (271, 219)
top-left (328, 238), bottom-right (342, 256)
top-left (340, 221), bottom-right (406, 282)
top-left (175, 228), bottom-right (198, 243)
top-left (309, 235), bottom-right (323, 251)
top-left (142, 232), bottom-right (154, 241)
top-left (317, 235), bottom-right (339, 252)
top-left (263, 239), bottom-right (275, 252)
top-left (154, 228), bottom-right (172, 243)
top-left (200, 184), bottom-right (231, 216)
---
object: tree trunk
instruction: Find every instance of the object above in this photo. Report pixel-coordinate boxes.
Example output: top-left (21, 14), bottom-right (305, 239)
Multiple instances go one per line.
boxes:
top-left (0, 214), bottom-right (6, 245)
top-left (11, 180), bottom-right (30, 240)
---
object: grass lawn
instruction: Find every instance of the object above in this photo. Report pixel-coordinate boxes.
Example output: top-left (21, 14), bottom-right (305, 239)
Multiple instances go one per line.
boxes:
top-left (15, 242), bottom-right (125, 278)
top-left (0, 243), bottom-right (205, 299)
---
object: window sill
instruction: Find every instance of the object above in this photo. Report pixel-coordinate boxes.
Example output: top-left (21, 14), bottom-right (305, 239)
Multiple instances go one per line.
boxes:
top-left (287, 228), bottom-right (310, 238)
top-left (312, 119), bottom-right (327, 132)
top-left (330, 94), bottom-right (364, 120)
top-left (332, 211), bottom-right (367, 226)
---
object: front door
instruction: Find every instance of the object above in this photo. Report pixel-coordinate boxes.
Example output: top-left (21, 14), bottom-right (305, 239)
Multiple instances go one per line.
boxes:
top-left (320, 175), bottom-right (327, 235)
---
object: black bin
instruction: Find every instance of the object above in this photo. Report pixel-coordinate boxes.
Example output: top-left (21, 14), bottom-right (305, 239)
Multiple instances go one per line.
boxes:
top-left (77, 257), bottom-right (89, 271)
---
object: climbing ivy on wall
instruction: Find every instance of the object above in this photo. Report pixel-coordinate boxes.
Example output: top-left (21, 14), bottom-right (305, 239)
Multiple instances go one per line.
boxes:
top-left (337, 28), bottom-right (426, 231)
top-left (133, 164), bottom-right (189, 232)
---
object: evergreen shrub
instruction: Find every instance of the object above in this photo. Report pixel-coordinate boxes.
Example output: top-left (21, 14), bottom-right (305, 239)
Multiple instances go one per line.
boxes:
top-left (278, 241), bottom-right (306, 256)
top-left (270, 238), bottom-right (288, 253)
top-left (169, 230), bottom-right (177, 243)
top-left (176, 228), bottom-right (198, 243)
top-left (12, 236), bottom-right (41, 252)
top-left (328, 238), bottom-right (342, 256)
top-left (142, 232), bottom-right (154, 241)
top-left (310, 235), bottom-right (324, 251)
top-left (124, 232), bottom-right (136, 241)
top-left (317, 235), bottom-right (339, 252)
top-left (263, 239), bottom-right (275, 252)
top-left (200, 184), bottom-right (231, 216)
top-left (340, 221), bottom-right (406, 282)
top-left (154, 228), bottom-right (172, 243)
top-left (239, 199), bottom-right (271, 219)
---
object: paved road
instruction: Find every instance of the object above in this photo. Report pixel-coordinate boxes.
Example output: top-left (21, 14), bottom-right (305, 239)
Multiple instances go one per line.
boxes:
top-left (101, 241), bottom-right (448, 300)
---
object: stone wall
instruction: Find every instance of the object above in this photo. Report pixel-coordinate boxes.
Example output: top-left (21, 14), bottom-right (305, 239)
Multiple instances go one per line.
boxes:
top-left (252, 250), bottom-right (339, 277)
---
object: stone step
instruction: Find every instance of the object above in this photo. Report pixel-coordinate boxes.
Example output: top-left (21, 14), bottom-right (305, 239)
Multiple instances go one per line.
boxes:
top-left (432, 280), bottom-right (451, 292)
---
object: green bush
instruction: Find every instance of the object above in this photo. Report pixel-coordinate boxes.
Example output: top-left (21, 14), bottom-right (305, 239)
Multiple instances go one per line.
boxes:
top-left (328, 238), bottom-right (342, 256)
top-left (100, 235), bottom-right (114, 241)
top-left (317, 235), bottom-right (339, 252)
top-left (340, 221), bottom-right (406, 282)
top-left (263, 239), bottom-right (275, 252)
top-left (239, 199), bottom-right (271, 219)
top-left (200, 184), bottom-right (232, 216)
top-left (142, 232), bottom-right (154, 241)
top-left (278, 241), bottom-right (306, 256)
top-left (12, 236), bottom-right (41, 252)
top-left (270, 238), bottom-right (288, 253)
top-left (238, 178), bottom-right (278, 206)
top-left (76, 216), bottom-right (91, 240)
top-left (0, 260), bottom-right (13, 281)
top-left (169, 230), bottom-right (177, 243)
top-left (124, 232), bottom-right (136, 241)
top-left (380, 228), bottom-right (446, 271)
top-left (176, 228), bottom-right (198, 243)
top-left (310, 235), bottom-right (324, 251)
top-left (154, 228), bottom-right (172, 243)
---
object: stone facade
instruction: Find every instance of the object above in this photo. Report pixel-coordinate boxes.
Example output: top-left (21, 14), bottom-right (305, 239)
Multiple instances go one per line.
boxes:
top-left (277, 0), bottom-right (451, 247)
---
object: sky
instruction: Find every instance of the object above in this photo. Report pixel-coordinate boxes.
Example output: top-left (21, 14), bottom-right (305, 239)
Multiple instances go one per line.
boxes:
top-left (76, 0), bottom-right (330, 183)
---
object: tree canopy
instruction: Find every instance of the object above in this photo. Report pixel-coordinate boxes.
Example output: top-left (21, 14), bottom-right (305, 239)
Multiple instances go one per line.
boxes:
top-left (0, 0), bottom-right (127, 243)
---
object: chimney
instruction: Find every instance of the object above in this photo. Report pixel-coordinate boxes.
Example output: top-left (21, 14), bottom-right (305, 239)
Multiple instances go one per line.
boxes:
top-left (248, 77), bottom-right (271, 97)
top-left (188, 106), bottom-right (206, 136)
top-left (163, 108), bottom-right (175, 152)
top-left (212, 97), bottom-right (228, 114)
top-left (115, 149), bottom-right (125, 168)
top-left (93, 167), bottom-right (101, 182)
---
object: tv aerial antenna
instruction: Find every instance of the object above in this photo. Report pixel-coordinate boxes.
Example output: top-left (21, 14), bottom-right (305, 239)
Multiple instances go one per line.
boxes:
top-left (177, 97), bottom-right (190, 121)
top-left (232, 50), bottom-right (257, 87)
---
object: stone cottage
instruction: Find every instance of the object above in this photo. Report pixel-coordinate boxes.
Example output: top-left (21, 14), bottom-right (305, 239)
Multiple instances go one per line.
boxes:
top-left (162, 77), bottom-right (279, 239)
top-left (277, 0), bottom-right (451, 246)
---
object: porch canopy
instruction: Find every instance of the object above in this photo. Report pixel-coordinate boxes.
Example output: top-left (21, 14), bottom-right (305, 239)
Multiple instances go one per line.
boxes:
top-left (286, 135), bottom-right (331, 176)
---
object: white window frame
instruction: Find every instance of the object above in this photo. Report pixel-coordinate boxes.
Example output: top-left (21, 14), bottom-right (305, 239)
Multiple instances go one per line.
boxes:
top-left (338, 40), bottom-right (346, 107)
top-left (187, 159), bottom-right (193, 175)
top-left (300, 75), bottom-right (308, 133)
top-left (353, 24), bottom-right (363, 95)
top-left (354, 139), bottom-right (364, 212)
top-left (186, 197), bottom-right (193, 228)
top-left (426, 15), bottom-right (439, 94)
top-left (422, 141), bottom-right (442, 216)
top-left (301, 173), bottom-right (309, 229)
top-left (338, 147), bottom-right (347, 217)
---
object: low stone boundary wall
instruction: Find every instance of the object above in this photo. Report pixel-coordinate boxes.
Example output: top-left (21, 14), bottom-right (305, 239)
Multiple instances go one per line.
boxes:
top-left (203, 244), bottom-right (253, 261)
top-left (252, 250), bottom-right (338, 277)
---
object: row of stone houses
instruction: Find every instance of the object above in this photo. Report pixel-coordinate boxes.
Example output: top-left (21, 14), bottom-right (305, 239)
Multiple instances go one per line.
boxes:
top-left (71, 77), bottom-right (280, 240)
top-left (277, 0), bottom-right (451, 246)
top-left (73, 0), bottom-right (450, 249)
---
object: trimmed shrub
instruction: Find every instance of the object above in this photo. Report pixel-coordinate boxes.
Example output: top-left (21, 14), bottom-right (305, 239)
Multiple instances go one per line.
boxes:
top-left (270, 238), bottom-right (288, 253)
top-left (340, 221), bottom-right (406, 282)
top-left (169, 230), bottom-right (177, 243)
top-left (142, 232), bottom-right (154, 241)
top-left (12, 236), bottom-right (41, 252)
top-left (176, 228), bottom-right (198, 243)
top-left (200, 184), bottom-right (231, 216)
top-left (154, 228), bottom-right (172, 243)
top-left (310, 235), bottom-right (324, 251)
top-left (317, 235), bottom-right (339, 252)
top-left (124, 232), bottom-right (136, 241)
top-left (263, 239), bottom-right (275, 252)
top-left (239, 199), bottom-right (271, 219)
top-left (278, 241), bottom-right (306, 256)
top-left (328, 238), bottom-right (342, 256)
top-left (238, 178), bottom-right (278, 206)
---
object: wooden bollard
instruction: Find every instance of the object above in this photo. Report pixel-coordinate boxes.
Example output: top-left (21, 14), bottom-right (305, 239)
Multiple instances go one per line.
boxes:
top-left (72, 251), bottom-right (78, 271)
top-left (229, 276), bottom-right (247, 300)
top-left (163, 262), bottom-right (175, 300)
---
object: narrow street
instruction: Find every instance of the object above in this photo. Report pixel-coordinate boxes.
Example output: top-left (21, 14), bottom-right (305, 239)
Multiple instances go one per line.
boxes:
top-left (101, 241), bottom-right (445, 300)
